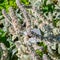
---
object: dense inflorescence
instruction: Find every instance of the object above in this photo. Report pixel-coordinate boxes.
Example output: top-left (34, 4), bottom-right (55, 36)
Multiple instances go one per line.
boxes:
top-left (0, 0), bottom-right (60, 60)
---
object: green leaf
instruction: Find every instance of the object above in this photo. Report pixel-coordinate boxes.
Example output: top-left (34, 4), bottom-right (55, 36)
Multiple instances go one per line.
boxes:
top-left (0, 0), bottom-right (4, 3)
top-left (0, 29), bottom-right (10, 47)
top-left (0, 0), bottom-right (17, 14)
top-left (43, 0), bottom-right (48, 6)
top-left (20, 0), bottom-right (30, 5)
top-left (42, 2), bottom-right (55, 13)
top-left (36, 49), bottom-right (43, 57)
top-left (42, 6), bottom-right (48, 13)
top-left (37, 42), bottom-right (44, 46)
top-left (43, 45), bottom-right (47, 53)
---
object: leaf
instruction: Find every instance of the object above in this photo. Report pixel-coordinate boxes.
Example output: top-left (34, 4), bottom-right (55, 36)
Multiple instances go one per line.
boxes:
top-left (0, 0), bottom-right (4, 3)
top-left (0, 29), bottom-right (10, 47)
top-left (36, 49), bottom-right (43, 57)
top-left (20, 0), bottom-right (30, 5)
top-left (42, 6), bottom-right (48, 13)
top-left (43, 0), bottom-right (48, 6)
top-left (0, 37), bottom-right (10, 47)
top-left (37, 42), bottom-right (44, 46)
top-left (43, 45), bottom-right (47, 53)
top-left (0, 29), bottom-right (6, 37)
top-left (42, 2), bottom-right (55, 13)
top-left (0, 0), bottom-right (17, 14)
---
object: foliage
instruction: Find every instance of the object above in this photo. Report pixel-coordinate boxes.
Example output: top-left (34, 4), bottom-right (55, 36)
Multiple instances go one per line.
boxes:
top-left (0, 0), bottom-right (30, 15)
top-left (42, 4), bottom-right (55, 13)
top-left (36, 42), bottom-right (48, 57)
top-left (42, 0), bottom-right (55, 13)
top-left (0, 29), bottom-right (10, 47)
top-left (20, 0), bottom-right (30, 6)
top-left (8, 45), bottom-right (18, 60)
top-left (0, 0), bottom-right (60, 60)
top-left (0, 0), bottom-right (17, 15)
top-left (43, 0), bottom-right (48, 6)
top-left (37, 42), bottom-right (45, 46)
top-left (36, 49), bottom-right (43, 57)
